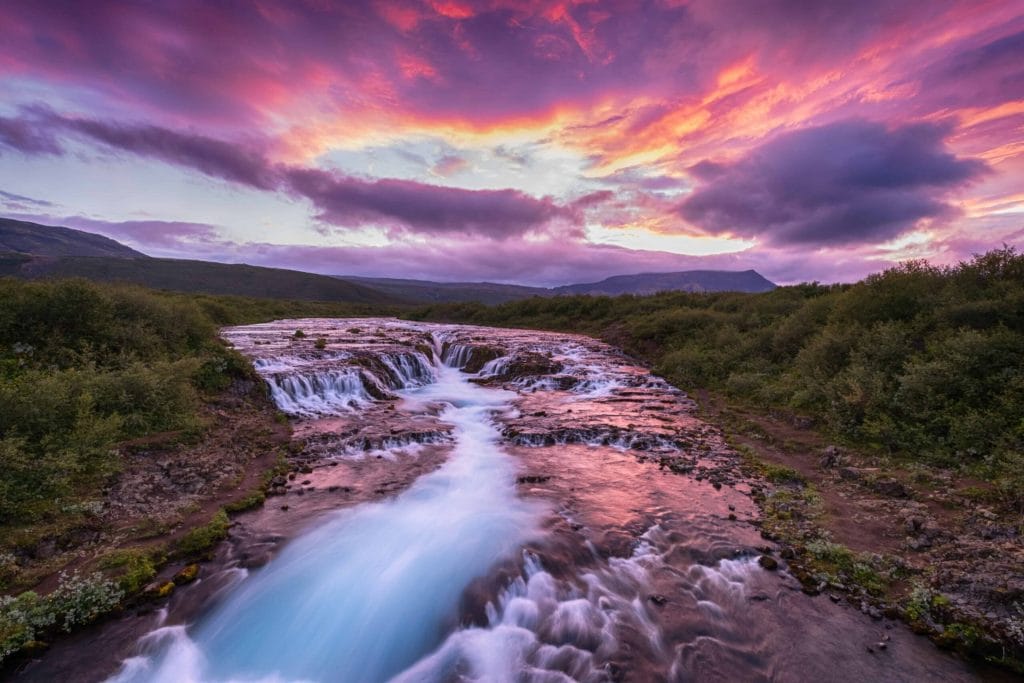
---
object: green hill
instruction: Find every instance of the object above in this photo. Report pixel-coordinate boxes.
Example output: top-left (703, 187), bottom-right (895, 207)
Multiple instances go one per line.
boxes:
top-left (2, 254), bottom-right (401, 304)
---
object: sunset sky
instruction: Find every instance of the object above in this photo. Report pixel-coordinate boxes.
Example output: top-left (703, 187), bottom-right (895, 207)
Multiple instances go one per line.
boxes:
top-left (1, 0), bottom-right (1022, 285)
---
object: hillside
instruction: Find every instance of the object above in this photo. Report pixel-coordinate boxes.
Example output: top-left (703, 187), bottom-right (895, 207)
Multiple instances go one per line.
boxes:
top-left (345, 270), bottom-right (776, 304)
top-left (553, 269), bottom-right (776, 295)
top-left (345, 276), bottom-right (548, 304)
top-left (2, 254), bottom-right (401, 305)
top-left (0, 217), bottom-right (147, 258)
top-left (0, 217), bottom-right (777, 303)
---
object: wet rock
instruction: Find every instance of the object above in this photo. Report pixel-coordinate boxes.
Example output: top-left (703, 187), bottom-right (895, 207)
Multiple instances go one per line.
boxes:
top-left (648, 594), bottom-right (668, 606)
top-left (758, 555), bottom-right (779, 570)
top-left (173, 563), bottom-right (200, 585)
top-left (517, 474), bottom-right (552, 484)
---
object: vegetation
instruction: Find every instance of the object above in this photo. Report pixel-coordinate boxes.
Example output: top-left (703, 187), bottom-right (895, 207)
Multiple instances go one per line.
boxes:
top-left (0, 278), bottom-right (378, 532)
top-left (0, 571), bottom-right (124, 660)
top-left (410, 247), bottom-right (1024, 492)
top-left (174, 510), bottom-right (230, 558)
top-left (0, 252), bottom-right (403, 304)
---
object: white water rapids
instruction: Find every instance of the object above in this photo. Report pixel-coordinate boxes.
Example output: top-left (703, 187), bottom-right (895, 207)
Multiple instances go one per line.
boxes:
top-left (109, 363), bottom-right (543, 682)
top-left (77, 319), bottom-right (981, 683)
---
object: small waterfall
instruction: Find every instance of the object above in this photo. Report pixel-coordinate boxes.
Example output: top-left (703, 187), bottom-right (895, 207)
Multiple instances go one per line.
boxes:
top-left (442, 343), bottom-right (474, 368)
top-left (478, 356), bottom-right (512, 377)
top-left (265, 369), bottom-right (372, 416)
top-left (107, 365), bottom-right (543, 683)
top-left (377, 351), bottom-right (436, 388)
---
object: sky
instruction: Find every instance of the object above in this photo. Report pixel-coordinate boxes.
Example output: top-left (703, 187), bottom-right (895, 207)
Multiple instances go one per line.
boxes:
top-left (1, 0), bottom-right (1022, 286)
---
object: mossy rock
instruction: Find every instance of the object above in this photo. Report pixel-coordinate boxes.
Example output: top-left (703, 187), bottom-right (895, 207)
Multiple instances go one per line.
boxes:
top-left (173, 563), bottom-right (199, 585)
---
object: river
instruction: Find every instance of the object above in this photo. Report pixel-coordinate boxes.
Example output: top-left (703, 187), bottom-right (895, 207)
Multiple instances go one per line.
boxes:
top-left (19, 319), bottom-right (985, 682)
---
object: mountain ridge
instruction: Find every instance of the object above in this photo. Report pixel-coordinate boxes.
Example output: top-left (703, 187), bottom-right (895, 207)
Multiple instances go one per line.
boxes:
top-left (1, 217), bottom-right (777, 303)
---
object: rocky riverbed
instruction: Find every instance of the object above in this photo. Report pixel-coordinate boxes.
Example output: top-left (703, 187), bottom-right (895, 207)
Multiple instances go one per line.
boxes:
top-left (15, 318), bottom-right (1003, 682)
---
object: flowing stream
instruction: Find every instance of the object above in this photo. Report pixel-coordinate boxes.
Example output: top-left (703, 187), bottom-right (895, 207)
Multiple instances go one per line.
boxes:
top-left (18, 318), bottom-right (989, 682)
top-left (110, 365), bottom-right (540, 683)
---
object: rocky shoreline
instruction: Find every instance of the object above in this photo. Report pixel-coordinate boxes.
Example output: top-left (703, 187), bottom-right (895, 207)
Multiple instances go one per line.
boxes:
top-left (703, 396), bottom-right (1024, 675)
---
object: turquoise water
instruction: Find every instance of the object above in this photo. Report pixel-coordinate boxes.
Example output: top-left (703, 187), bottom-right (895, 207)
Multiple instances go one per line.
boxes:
top-left (109, 366), bottom-right (541, 683)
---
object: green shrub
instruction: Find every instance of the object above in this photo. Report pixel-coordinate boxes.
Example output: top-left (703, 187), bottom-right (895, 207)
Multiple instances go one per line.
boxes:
top-left (0, 571), bottom-right (123, 662)
top-left (409, 247), bottom-right (1024, 482)
top-left (175, 510), bottom-right (230, 557)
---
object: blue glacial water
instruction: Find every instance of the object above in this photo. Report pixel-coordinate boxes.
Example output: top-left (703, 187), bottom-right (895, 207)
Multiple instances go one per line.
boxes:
top-left (108, 365), bottom-right (542, 683)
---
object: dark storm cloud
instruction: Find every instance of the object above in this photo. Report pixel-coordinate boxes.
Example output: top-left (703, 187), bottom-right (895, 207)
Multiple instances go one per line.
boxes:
top-left (283, 168), bottom-right (568, 239)
top-left (679, 119), bottom-right (987, 246)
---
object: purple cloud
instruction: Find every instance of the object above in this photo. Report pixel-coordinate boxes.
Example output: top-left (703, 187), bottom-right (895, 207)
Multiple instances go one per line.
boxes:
top-left (3, 109), bottom-right (574, 238)
top-left (0, 114), bottom-right (63, 155)
top-left (54, 114), bottom-right (278, 189)
top-left (283, 168), bottom-right (570, 238)
top-left (679, 119), bottom-right (987, 246)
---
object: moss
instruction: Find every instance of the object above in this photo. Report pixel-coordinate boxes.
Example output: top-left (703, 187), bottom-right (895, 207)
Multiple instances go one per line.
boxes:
top-left (172, 564), bottom-right (199, 585)
top-left (148, 581), bottom-right (175, 599)
top-left (762, 463), bottom-right (807, 485)
top-left (97, 549), bottom-right (161, 594)
top-left (224, 490), bottom-right (266, 514)
top-left (174, 510), bottom-right (229, 558)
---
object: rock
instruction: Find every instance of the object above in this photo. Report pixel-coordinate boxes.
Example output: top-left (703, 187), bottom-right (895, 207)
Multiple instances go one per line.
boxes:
top-left (839, 467), bottom-right (863, 481)
top-left (905, 516), bottom-right (925, 533)
top-left (872, 478), bottom-right (909, 498)
top-left (728, 513), bottom-right (737, 521)
top-left (145, 581), bottom-right (176, 599)
top-left (33, 538), bottom-right (57, 560)
top-left (648, 594), bottom-right (668, 606)
top-left (907, 536), bottom-right (932, 551)
top-left (173, 563), bottom-right (200, 585)
top-left (517, 475), bottom-right (552, 484)
top-left (820, 445), bottom-right (843, 468)
top-left (758, 555), bottom-right (779, 570)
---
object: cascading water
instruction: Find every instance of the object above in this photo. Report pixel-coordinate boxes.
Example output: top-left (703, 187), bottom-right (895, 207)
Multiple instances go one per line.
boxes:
top-left (108, 364), bottom-right (542, 683)
top-left (18, 318), bottom-right (976, 683)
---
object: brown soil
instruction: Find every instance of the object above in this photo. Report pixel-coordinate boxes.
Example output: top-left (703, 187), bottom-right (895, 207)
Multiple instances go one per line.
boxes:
top-left (695, 389), bottom-right (1024, 673)
top-left (7, 380), bottom-right (292, 596)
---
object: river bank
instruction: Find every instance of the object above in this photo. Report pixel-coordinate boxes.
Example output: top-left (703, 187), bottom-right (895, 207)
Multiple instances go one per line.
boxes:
top-left (14, 318), bottom-right (1000, 681)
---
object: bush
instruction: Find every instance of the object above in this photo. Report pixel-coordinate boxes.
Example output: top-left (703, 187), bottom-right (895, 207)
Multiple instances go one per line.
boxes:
top-left (175, 510), bottom-right (230, 558)
top-left (0, 571), bottom-right (123, 662)
top-left (409, 247), bottom-right (1024, 481)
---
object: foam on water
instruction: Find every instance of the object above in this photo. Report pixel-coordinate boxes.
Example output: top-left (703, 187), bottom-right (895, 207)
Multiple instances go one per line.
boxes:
top-left (107, 365), bottom-right (542, 683)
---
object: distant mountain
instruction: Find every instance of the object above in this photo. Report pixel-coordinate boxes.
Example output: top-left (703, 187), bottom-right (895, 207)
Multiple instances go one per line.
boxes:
top-left (0, 217), bottom-right (147, 258)
top-left (345, 276), bottom-right (548, 305)
top-left (552, 270), bottom-right (776, 296)
top-left (2, 255), bottom-right (400, 304)
top-left (1, 217), bottom-right (777, 304)
top-left (0, 219), bottom-right (400, 304)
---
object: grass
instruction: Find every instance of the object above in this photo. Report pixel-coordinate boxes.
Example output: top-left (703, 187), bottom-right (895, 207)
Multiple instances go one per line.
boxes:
top-left (408, 247), bottom-right (1024, 487)
top-left (174, 510), bottom-right (230, 559)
